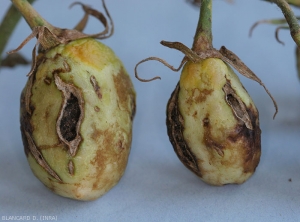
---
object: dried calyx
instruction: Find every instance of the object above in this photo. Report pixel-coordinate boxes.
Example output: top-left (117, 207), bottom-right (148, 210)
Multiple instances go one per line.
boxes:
top-left (8, 0), bottom-right (113, 76)
top-left (135, 39), bottom-right (278, 118)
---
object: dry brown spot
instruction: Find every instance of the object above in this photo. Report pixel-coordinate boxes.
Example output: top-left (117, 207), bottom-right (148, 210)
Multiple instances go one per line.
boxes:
top-left (63, 60), bottom-right (71, 72)
top-left (68, 160), bottom-right (75, 175)
top-left (44, 77), bottom-right (52, 85)
top-left (186, 88), bottom-right (213, 107)
top-left (90, 125), bottom-right (130, 190)
top-left (94, 106), bottom-right (100, 112)
top-left (90, 128), bottom-right (114, 190)
top-left (113, 68), bottom-right (136, 112)
top-left (202, 115), bottom-right (225, 157)
top-left (192, 111), bottom-right (198, 119)
top-left (42, 105), bottom-right (52, 121)
top-left (90, 124), bottom-right (102, 142)
top-left (90, 75), bottom-right (102, 99)
top-left (118, 140), bottom-right (124, 150)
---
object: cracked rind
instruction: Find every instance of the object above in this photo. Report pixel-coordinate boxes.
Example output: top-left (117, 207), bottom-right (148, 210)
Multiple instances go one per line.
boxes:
top-left (166, 58), bottom-right (261, 186)
top-left (20, 38), bottom-right (136, 200)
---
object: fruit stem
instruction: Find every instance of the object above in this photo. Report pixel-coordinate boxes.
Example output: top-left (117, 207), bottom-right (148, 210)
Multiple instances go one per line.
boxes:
top-left (263, 0), bottom-right (300, 8)
top-left (10, 0), bottom-right (54, 31)
top-left (270, 0), bottom-right (300, 47)
top-left (192, 0), bottom-right (213, 53)
top-left (0, 0), bottom-right (35, 60)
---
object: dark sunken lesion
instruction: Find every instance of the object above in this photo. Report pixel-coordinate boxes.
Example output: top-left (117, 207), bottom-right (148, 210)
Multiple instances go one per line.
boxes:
top-left (166, 82), bottom-right (201, 177)
top-left (59, 93), bottom-right (81, 142)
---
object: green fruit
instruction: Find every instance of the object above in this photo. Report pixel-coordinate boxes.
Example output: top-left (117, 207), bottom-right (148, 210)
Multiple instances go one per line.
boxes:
top-left (20, 38), bottom-right (136, 200)
top-left (167, 58), bottom-right (260, 186)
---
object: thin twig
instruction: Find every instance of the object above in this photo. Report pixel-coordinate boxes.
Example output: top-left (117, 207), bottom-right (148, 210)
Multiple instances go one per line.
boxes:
top-left (270, 0), bottom-right (300, 47)
top-left (0, 0), bottom-right (36, 62)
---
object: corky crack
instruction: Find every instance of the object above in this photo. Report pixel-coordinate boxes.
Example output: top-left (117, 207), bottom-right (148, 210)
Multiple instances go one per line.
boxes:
top-left (54, 74), bottom-right (84, 157)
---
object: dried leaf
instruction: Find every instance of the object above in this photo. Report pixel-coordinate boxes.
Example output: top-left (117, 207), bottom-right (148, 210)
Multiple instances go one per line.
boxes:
top-left (7, 0), bottom-right (114, 77)
top-left (68, 1), bottom-right (114, 39)
top-left (70, 2), bottom-right (89, 32)
top-left (134, 56), bottom-right (187, 82)
top-left (0, 53), bottom-right (30, 67)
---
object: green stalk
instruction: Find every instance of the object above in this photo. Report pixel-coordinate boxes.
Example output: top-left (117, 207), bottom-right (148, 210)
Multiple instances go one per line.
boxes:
top-left (10, 0), bottom-right (53, 31)
top-left (263, 0), bottom-right (300, 7)
top-left (271, 0), bottom-right (300, 46)
top-left (192, 0), bottom-right (213, 53)
top-left (0, 0), bottom-right (35, 61)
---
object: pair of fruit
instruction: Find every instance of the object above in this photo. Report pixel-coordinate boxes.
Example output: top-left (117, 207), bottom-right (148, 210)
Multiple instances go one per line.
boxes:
top-left (10, 0), bottom-right (276, 201)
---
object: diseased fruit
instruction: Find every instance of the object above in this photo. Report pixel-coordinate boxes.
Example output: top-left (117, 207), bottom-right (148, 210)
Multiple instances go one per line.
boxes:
top-left (135, 0), bottom-right (276, 187)
top-left (166, 58), bottom-right (260, 185)
top-left (20, 38), bottom-right (136, 200)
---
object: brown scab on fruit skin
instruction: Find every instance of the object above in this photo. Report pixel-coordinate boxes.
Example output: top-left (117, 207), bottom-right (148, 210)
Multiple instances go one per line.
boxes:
top-left (202, 115), bottom-right (225, 157)
top-left (166, 82), bottom-right (200, 176)
top-left (186, 88), bottom-right (213, 105)
top-left (113, 69), bottom-right (136, 120)
top-left (89, 124), bottom-right (130, 191)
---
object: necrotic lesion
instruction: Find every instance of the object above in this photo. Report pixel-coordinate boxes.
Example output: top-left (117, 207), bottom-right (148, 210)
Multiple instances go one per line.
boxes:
top-left (60, 93), bottom-right (81, 142)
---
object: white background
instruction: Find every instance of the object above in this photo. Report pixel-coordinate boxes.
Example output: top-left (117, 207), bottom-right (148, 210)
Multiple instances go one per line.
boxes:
top-left (1, 0), bottom-right (300, 221)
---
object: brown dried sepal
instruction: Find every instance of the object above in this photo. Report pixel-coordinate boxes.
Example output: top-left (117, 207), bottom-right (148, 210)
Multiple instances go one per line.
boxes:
top-left (7, 0), bottom-right (114, 77)
top-left (135, 40), bottom-right (277, 119)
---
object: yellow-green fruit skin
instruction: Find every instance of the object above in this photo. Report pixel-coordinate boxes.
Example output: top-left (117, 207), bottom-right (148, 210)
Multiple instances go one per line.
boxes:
top-left (20, 38), bottom-right (136, 200)
top-left (167, 58), bottom-right (261, 186)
